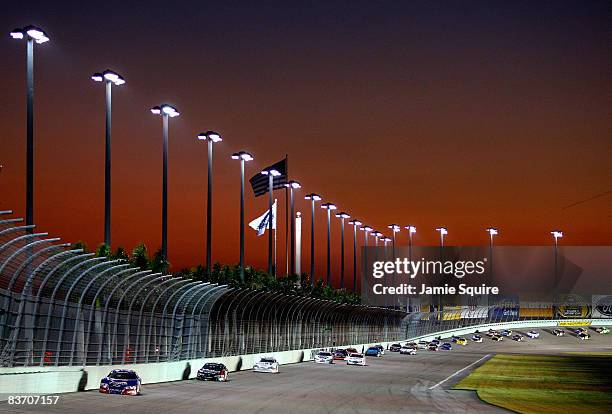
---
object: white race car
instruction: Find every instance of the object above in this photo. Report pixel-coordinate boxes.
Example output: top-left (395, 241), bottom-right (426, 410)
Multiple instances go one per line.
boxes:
top-left (595, 327), bottom-right (610, 334)
top-left (314, 351), bottom-right (334, 364)
top-left (253, 357), bottom-right (279, 373)
top-left (471, 334), bottom-right (483, 343)
top-left (526, 330), bottom-right (540, 339)
top-left (399, 346), bottom-right (417, 355)
top-left (417, 341), bottom-right (429, 350)
top-left (346, 353), bottom-right (366, 366)
top-left (552, 329), bottom-right (565, 336)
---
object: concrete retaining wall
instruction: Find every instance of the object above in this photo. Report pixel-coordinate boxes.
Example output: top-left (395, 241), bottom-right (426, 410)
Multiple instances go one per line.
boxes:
top-left (2, 318), bottom-right (610, 398)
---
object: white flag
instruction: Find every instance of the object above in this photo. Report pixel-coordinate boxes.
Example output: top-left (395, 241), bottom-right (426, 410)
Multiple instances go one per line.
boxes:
top-left (249, 199), bottom-right (277, 236)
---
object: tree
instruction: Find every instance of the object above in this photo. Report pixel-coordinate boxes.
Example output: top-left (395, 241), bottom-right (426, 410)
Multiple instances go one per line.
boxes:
top-left (111, 246), bottom-right (129, 261)
top-left (151, 248), bottom-right (170, 274)
top-left (131, 243), bottom-right (150, 270)
top-left (95, 243), bottom-right (111, 258)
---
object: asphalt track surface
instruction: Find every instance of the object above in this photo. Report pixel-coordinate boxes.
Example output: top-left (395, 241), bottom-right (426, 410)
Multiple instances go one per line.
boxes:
top-left (2, 328), bottom-right (612, 414)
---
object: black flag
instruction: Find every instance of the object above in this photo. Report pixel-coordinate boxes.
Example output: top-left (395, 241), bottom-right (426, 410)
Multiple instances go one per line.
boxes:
top-left (249, 158), bottom-right (288, 197)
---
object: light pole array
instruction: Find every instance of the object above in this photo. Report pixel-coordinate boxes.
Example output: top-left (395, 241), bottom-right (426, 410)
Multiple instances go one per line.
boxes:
top-left (305, 193), bottom-right (321, 287)
top-left (321, 202), bottom-right (337, 286)
top-left (150, 104), bottom-right (179, 261)
top-left (10, 25), bottom-right (50, 228)
top-left (197, 131), bottom-right (222, 275)
top-left (91, 70), bottom-right (125, 248)
top-left (348, 219), bottom-right (361, 292)
top-left (336, 212), bottom-right (350, 289)
top-left (262, 168), bottom-right (281, 275)
top-left (286, 180), bottom-right (301, 275)
top-left (231, 151), bottom-right (253, 281)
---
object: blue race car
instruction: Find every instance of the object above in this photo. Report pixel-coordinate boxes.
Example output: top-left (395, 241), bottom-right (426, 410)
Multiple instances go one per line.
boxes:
top-left (99, 369), bottom-right (141, 396)
top-left (440, 342), bottom-right (452, 350)
top-left (365, 346), bottom-right (382, 357)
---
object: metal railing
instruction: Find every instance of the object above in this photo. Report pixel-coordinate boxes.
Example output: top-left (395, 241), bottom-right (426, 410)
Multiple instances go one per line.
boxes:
top-left (0, 212), bottom-right (406, 367)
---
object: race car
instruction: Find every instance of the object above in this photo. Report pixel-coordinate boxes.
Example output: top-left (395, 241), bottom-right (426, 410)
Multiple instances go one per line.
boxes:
top-left (526, 330), bottom-right (540, 339)
top-left (578, 332), bottom-right (591, 340)
top-left (365, 346), bottom-right (382, 357)
top-left (314, 351), bottom-right (334, 364)
top-left (552, 329), bottom-right (565, 336)
top-left (455, 338), bottom-right (468, 346)
top-left (595, 327), bottom-right (610, 334)
top-left (471, 334), bottom-right (483, 343)
top-left (501, 329), bottom-right (512, 337)
top-left (440, 342), bottom-right (452, 350)
top-left (428, 343), bottom-right (439, 351)
top-left (512, 334), bottom-right (524, 342)
top-left (417, 341), bottom-right (429, 349)
top-left (197, 363), bottom-right (229, 382)
top-left (374, 344), bottom-right (385, 355)
top-left (253, 357), bottom-right (279, 373)
top-left (430, 339), bottom-right (440, 345)
top-left (389, 343), bottom-right (402, 352)
top-left (574, 328), bottom-right (587, 335)
top-left (333, 349), bottom-right (349, 360)
top-left (405, 342), bottom-right (418, 349)
top-left (345, 347), bottom-right (358, 355)
top-left (346, 353), bottom-right (366, 366)
top-left (491, 335), bottom-right (503, 341)
top-left (486, 330), bottom-right (498, 337)
top-left (99, 369), bottom-right (141, 395)
top-left (451, 336), bottom-right (460, 343)
top-left (399, 346), bottom-right (417, 355)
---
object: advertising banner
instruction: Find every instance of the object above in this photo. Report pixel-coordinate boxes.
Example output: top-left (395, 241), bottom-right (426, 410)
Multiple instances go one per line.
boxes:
top-left (592, 295), bottom-right (612, 318)
top-left (519, 307), bottom-right (553, 318)
top-left (554, 294), bottom-right (591, 318)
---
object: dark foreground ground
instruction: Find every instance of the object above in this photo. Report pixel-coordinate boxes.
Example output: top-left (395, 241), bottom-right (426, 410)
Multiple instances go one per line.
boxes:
top-left (2, 328), bottom-right (612, 414)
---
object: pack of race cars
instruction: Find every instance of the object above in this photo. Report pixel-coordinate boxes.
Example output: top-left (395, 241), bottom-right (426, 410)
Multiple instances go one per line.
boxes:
top-left (99, 324), bottom-right (610, 396)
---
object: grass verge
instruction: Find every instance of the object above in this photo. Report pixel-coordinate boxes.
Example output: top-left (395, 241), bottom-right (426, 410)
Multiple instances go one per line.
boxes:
top-left (453, 354), bottom-right (612, 414)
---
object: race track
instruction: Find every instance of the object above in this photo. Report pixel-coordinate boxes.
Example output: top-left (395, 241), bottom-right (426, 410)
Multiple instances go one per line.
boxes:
top-left (2, 327), bottom-right (611, 414)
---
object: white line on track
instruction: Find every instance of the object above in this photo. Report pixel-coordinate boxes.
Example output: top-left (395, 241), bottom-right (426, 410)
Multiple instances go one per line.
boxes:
top-left (428, 354), bottom-right (491, 390)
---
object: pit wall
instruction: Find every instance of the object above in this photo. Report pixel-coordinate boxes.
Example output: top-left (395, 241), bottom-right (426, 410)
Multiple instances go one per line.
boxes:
top-left (1, 319), bottom-right (610, 398)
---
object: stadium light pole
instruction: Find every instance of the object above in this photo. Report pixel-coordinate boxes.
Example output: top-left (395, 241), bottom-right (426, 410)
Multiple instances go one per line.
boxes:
top-left (285, 180), bottom-right (301, 275)
top-left (382, 236), bottom-right (391, 254)
top-left (231, 151), bottom-right (253, 282)
top-left (388, 224), bottom-right (401, 257)
top-left (405, 225), bottom-right (416, 260)
top-left (360, 226), bottom-right (373, 247)
top-left (551, 230), bottom-right (563, 289)
top-left (372, 231), bottom-right (382, 247)
top-left (305, 193), bottom-right (322, 287)
top-left (321, 202), bottom-right (337, 286)
top-left (486, 227), bottom-right (498, 281)
top-left (91, 70), bottom-right (125, 248)
top-left (10, 26), bottom-right (49, 228)
top-left (348, 219), bottom-right (361, 292)
top-left (197, 131), bottom-right (222, 276)
top-left (436, 227), bottom-right (448, 248)
top-left (335, 212), bottom-right (350, 289)
top-left (151, 104), bottom-right (179, 262)
top-left (262, 168), bottom-right (281, 276)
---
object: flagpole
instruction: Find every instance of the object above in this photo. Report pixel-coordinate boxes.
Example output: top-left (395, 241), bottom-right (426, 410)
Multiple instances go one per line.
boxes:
top-left (268, 173), bottom-right (274, 276)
